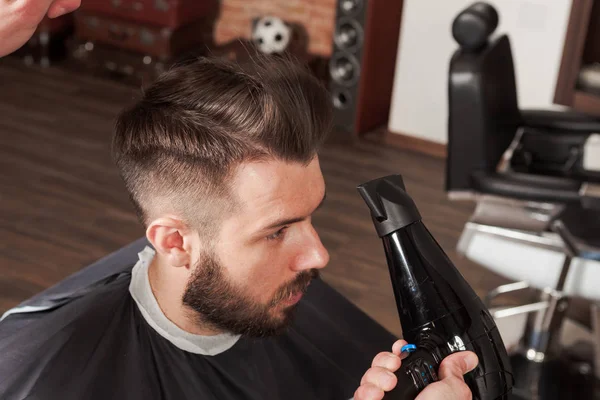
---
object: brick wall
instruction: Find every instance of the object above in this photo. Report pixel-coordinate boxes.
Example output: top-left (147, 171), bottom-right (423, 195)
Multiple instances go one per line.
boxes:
top-left (213, 0), bottom-right (337, 56)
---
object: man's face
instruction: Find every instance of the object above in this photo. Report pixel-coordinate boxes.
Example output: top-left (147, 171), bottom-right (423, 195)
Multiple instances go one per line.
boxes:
top-left (182, 156), bottom-right (330, 337)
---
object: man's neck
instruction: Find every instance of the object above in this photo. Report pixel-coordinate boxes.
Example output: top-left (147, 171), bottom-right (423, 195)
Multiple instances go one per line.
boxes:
top-left (147, 255), bottom-right (222, 336)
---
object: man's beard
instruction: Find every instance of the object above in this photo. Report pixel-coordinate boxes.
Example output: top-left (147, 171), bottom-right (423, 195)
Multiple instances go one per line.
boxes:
top-left (182, 252), bottom-right (319, 338)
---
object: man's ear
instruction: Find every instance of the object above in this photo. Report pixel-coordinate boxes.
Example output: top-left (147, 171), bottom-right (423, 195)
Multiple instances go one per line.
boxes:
top-left (146, 217), bottom-right (195, 269)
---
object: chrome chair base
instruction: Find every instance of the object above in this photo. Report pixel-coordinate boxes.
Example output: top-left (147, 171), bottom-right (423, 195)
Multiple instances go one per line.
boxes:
top-left (492, 294), bottom-right (600, 399)
top-left (508, 344), bottom-right (600, 400)
top-left (456, 195), bottom-right (600, 398)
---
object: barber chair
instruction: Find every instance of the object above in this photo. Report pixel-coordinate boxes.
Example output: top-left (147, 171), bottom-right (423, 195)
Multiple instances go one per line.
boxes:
top-left (447, 2), bottom-right (600, 399)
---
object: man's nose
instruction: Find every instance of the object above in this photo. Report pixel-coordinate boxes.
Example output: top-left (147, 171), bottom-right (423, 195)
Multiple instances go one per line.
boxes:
top-left (292, 224), bottom-right (330, 272)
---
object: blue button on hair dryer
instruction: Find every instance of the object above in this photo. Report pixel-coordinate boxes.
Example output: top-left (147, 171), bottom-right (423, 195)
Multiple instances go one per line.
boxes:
top-left (357, 175), bottom-right (514, 399)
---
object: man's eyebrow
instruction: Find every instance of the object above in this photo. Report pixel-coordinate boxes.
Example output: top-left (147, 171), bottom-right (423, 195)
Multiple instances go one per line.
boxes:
top-left (261, 191), bottom-right (327, 232)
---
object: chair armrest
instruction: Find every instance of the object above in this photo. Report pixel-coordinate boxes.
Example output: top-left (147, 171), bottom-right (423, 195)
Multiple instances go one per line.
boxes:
top-left (521, 109), bottom-right (600, 132)
top-left (471, 171), bottom-right (582, 203)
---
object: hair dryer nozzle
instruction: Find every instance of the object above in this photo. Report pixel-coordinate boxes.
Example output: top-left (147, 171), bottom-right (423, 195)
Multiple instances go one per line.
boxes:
top-left (356, 175), bottom-right (422, 237)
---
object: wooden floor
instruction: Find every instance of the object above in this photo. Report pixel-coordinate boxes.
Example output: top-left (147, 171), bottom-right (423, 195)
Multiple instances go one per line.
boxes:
top-left (0, 57), bottom-right (521, 337)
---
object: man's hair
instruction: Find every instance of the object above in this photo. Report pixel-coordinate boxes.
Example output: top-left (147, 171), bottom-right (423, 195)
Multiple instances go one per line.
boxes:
top-left (111, 54), bottom-right (332, 238)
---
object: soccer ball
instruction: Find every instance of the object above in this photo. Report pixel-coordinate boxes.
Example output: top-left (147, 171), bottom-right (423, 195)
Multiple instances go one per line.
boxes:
top-left (251, 16), bottom-right (292, 55)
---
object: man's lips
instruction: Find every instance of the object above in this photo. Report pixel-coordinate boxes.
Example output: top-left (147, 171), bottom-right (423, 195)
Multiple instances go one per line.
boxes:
top-left (280, 281), bottom-right (312, 305)
top-left (284, 291), bottom-right (303, 305)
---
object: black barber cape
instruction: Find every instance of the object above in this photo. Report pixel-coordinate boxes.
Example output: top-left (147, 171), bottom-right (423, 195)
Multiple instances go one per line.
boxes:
top-left (0, 239), bottom-right (398, 400)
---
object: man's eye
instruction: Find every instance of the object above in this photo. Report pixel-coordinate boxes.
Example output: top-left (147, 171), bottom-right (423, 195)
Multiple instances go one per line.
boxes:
top-left (266, 227), bottom-right (288, 241)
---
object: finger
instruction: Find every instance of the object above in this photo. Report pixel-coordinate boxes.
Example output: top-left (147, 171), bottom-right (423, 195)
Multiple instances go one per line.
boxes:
top-left (47, 0), bottom-right (81, 18)
top-left (354, 382), bottom-right (385, 400)
top-left (438, 351), bottom-right (479, 380)
top-left (391, 339), bottom-right (408, 356)
top-left (9, 0), bottom-right (56, 14)
top-left (360, 366), bottom-right (398, 392)
top-left (371, 351), bottom-right (402, 372)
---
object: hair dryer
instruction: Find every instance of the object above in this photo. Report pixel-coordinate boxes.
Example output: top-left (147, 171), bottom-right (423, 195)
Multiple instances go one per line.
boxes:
top-left (357, 175), bottom-right (514, 399)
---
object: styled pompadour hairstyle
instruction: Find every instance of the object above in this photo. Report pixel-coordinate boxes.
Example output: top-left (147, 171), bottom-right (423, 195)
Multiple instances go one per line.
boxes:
top-left (112, 54), bottom-right (332, 238)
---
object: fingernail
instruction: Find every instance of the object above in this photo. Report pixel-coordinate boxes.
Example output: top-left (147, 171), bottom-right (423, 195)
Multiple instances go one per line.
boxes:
top-left (49, 4), bottom-right (79, 19)
top-left (393, 339), bottom-right (406, 354)
top-left (47, 6), bottom-right (67, 18)
top-left (52, 7), bottom-right (67, 18)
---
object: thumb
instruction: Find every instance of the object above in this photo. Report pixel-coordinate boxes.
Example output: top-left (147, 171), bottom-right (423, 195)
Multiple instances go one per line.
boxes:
top-left (438, 351), bottom-right (479, 380)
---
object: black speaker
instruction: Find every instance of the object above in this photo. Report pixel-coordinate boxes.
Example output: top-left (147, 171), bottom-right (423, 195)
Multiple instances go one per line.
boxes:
top-left (329, 0), bottom-right (404, 136)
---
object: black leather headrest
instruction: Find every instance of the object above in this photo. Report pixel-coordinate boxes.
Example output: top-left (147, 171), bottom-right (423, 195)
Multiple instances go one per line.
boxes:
top-left (452, 2), bottom-right (499, 51)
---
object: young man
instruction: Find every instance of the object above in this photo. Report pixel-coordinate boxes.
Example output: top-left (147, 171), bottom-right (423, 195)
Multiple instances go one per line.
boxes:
top-left (112, 55), bottom-right (477, 400)
top-left (0, 38), bottom-right (477, 400)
